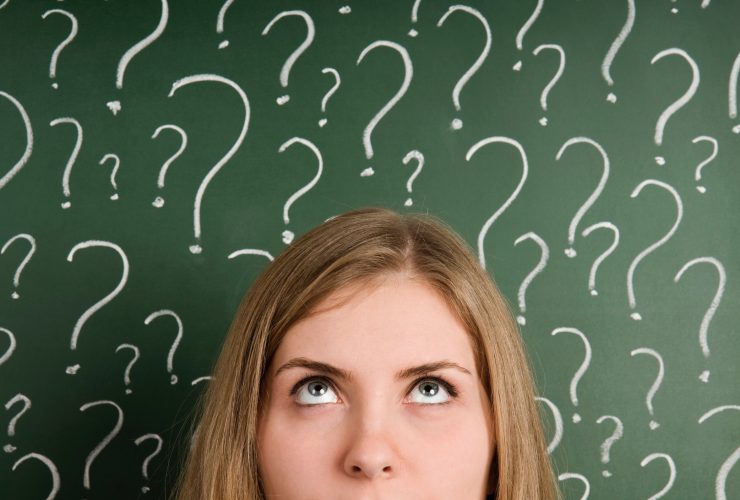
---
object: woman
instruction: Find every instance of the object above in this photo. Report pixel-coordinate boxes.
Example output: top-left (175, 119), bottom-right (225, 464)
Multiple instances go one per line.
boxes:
top-left (172, 207), bottom-right (561, 499)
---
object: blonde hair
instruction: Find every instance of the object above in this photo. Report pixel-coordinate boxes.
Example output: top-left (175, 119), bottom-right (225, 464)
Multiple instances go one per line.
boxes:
top-left (171, 206), bottom-right (561, 500)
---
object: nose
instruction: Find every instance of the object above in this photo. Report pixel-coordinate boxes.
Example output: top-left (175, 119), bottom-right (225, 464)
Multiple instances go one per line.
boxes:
top-left (342, 406), bottom-right (398, 480)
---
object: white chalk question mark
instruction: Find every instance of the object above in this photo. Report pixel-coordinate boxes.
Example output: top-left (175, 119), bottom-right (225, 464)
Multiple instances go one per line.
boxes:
top-left (630, 347), bottom-right (664, 430)
top-left (580, 222), bottom-right (620, 296)
top-left (551, 327), bottom-right (592, 424)
top-left (640, 453), bottom-right (676, 499)
top-left (318, 68), bottom-right (340, 128)
top-left (65, 240), bottom-right (130, 375)
top-left (168, 74), bottom-right (251, 255)
top-left (535, 396), bottom-right (564, 454)
top-left (532, 43), bottom-right (565, 127)
top-left (4, 393), bottom-right (31, 453)
top-left (1, 233), bottom-right (36, 299)
top-left (356, 40), bottom-right (413, 177)
top-left (699, 405), bottom-right (740, 500)
top-left (49, 117), bottom-right (82, 209)
top-left (0, 90), bottom-right (33, 192)
top-left (11, 453), bottom-right (60, 499)
top-left (408, 0), bottom-right (422, 37)
top-left (144, 309), bottom-right (183, 384)
top-left (115, 343), bottom-right (140, 395)
top-left (401, 150), bottom-right (424, 207)
top-left (107, 0), bottom-right (169, 115)
top-left (691, 135), bottom-right (717, 193)
top-left (601, 0), bottom-right (635, 103)
top-left (674, 256), bottom-right (725, 383)
top-left (79, 400), bottom-right (124, 491)
top-left (216, 0), bottom-right (234, 49)
top-left (728, 51), bottom-right (740, 133)
top-left (228, 248), bottom-right (274, 262)
top-left (261, 10), bottom-right (315, 106)
top-left (557, 473), bottom-right (590, 500)
top-left (513, 0), bottom-right (543, 71)
top-left (277, 137), bottom-right (323, 245)
top-left (0, 327), bottom-right (16, 368)
top-left (513, 231), bottom-right (549, 326)
top-left (151, 124), bottom-right (188, 208)
top-left (465, 136), bottom-right (529, 270)
top-left (436, 5), bottom-right (492, 130)
top-left (134, 433), bottom-right (163, 493)
top-left (41, 9), bottom-right (77, 90)
top-left (98, 153), bottom-right (121, 201)
top-left (596, 415), bottom-right (624, 477)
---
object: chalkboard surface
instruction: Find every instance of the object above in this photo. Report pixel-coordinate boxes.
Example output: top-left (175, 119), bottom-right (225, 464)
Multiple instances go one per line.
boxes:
top-left (1, 1), bottom-right (739, 498)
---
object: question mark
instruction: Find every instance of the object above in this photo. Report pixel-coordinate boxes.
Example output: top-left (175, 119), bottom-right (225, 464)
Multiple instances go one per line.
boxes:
top-left (691, 135), bottom-right (717, 193)
top-left (557, 473), bottom-right (590, 500)
top-left (601, 0), bottom-right (635, 103)
top-left (151, 124), bottom-right (188, 207)
top-left (627, 179), bottom-right (683, 320)
top-left (699, 405), bottom-right (740, 500)
top-left (168, 74), bottom-right (251, 254)
top-left (144, 309), bottom-right (183, 384)
top-left (0, 90), bottom-right (33, 192)
top-left (640, 453), bottom-right (676, 499)
top-left (674, 256), bottom-right (725, 383)
top-left (134, 433), bottom-right (163, 493)
top-left (0, 327), bottom-right (16, 368)
top-left (596, 415), bottom-right (624, 477)
top-left (41, 9), bottom-right (77, 90)
top-left (401, 150), bottom-right (424, 207)
top-left (465, 136), bottom-right (529, 270)
top-left (630, 347), bottom-right (664, 430)
top-left (513, 0), bottom-right (543, 71)
top-left (228, 248), bottom-right (274, 262)
top-left (79, 400), bottom-right (124, 491)
top-left (49, 117), bottom-right (82, 209)
top-left (115, 344), bottom-right (140, 395)
top-left (65, 240), bottom-right (130, 375)
top-left (535, 396), bottom-right (564, 454)
top-left (356, 40), bottom-right (413, 177)
top-left (4, 393), bottom-right (31, 453)
top-left (551, 327), bottom-right (591, 424)
top-left (98, 154), bottom-right (121, 201)
top-left (580, 222), bottom-right (620, 296)
top-left (261, 10), bottom-right (315, 106)
top-left (107, 0), bottom-right (169, 115)
top-left (555, 137), bottom-right (610, 258)
top-left (408, 0), bottom-right (421, 37)
top-left (436, 5), bottom-right (491, 130)
top-left (532, 44), bottom-right (565, 127)
top-left (277, 137), bottom-right (323, 245)
top-left (0, 1), bottom-right (9, 9)
top-left (11, 453), bottom-right (60, 499)
top-left (1, 233), bottom-right (36, 299)
top-left (728, 51), bottom-right (740, 133)
top-left (513, 231), bottom-right (549, 326)
top-left (216, 0), bottom-right (234, 49)
top-left (318, 68), bottom-right (341, 128)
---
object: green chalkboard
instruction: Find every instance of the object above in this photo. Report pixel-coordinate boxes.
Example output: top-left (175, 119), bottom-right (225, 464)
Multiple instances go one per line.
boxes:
top-left (1, 0), bottom-right (739, 498)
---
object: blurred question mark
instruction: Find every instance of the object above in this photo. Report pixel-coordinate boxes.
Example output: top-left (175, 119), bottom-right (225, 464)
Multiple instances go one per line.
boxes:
top-left (1, 233), bottom-right (36, 299)
top-left (465, 136), bottom-right (529, 270)
top-left (627, 179), bottom-right (682, 320)
top-left (0, 327), bottom-right (16, 368)
top-left (691, 135), bottom-right (717, 193)
top-left (555, 137), bottom-right (610, 258)
top-left (144, 309), bottom-right (183, 385)
top-left (4, 393), bottom-right (31, 453)
top-left (107, 0), bottom-right (168, 115)
top-left (79, 400), bottom-right (124, 491)
top-left (408, 0), bottom-right (421, 37)
top-left (551, 327), bottom-right (591, 424)
top-left (134, 433), bottom-right (163, 494)
top-left (318, 68), bottom-right (340, 128)
top-left (532, 44), bottom-right (565, 127)
top-left (356, 40), bottom-right (413, 177)
top-left (513, 231), bottom-right (549, 326)
top-left (151, 124), bottom-right (188, 207)
top-left (0, 1), bottom-right (8, 9)
top-left (580, 222), bottom-right (620, 296)
top-left (228, 248), bottom-right (274, 262)
top-left (261, 10), bottom-right (315, 106)
top-left (557, 473), bottom-right (590, 499)
top-left (728, 51), bottom-right (740, 133)
top-left (436, 5), bottom-right (491, 130)
top-left (674, 256), bottom-right (725, 383)
top-left (98, 153), bottom-right (121, 201)
top-left (41, 9), bottom-right (77, 90)
top-left (49, 117), bottom-right (82, 209)
top-left (596, 415), bottom-right (624, 477)
top-left (277, 137), bottom-right (323, 245)
top-left (601, 0), bottom-right (635, 103)
top-left (640, 453), bottom-right (676, 499)
top-left (401, 150), bottom-right (424, 207)
top-left (630, 347), bottom-right (664, 430)
top-left (168, 74), bottom-right (251, 254)
top-left (216, 0), bottom-right (234, 48)
top-left (699, 405), bottom-right (740, 500)
top-left (65, 240), bottom-right (130, 375)
top-left (513, 0), bottom-right (543, 71)
top-left (115, 343), bottom-right (140, 395)
top-left (535, 396), bottom-right (564, 454)
top-left (0, 90), bottom-right (33, 192)
top-left (11, 453), bottom-right (60, 499)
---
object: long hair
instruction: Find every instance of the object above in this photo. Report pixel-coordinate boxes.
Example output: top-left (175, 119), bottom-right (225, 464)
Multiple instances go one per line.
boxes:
top-left (171, 206), bottom-right (561, 500)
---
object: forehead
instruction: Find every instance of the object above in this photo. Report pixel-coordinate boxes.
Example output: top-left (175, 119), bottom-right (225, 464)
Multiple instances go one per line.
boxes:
top-left (270, 275), bottom-right (478, 376)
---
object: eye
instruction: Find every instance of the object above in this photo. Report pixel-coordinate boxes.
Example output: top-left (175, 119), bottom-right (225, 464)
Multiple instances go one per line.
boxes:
top-left (407, 377), bottom-right (458, 405)
top-left (291, 376), bottom-right (339, 406)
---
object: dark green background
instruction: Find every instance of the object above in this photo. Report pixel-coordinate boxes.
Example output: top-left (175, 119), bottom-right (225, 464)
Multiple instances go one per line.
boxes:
top-left (1, 0), bottom-right (739, 498)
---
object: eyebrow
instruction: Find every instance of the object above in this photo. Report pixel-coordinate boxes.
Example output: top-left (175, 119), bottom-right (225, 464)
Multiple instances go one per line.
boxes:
top-left (274, 357), bottom-right (472, 382)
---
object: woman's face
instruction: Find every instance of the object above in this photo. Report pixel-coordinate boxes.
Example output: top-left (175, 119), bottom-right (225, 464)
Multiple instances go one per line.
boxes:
top-left (257, 273), bottom-right (496, 500)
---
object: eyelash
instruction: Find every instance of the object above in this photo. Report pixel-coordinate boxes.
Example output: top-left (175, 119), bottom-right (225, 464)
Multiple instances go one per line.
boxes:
top-left (289, 374), bottom-right (459, 407)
